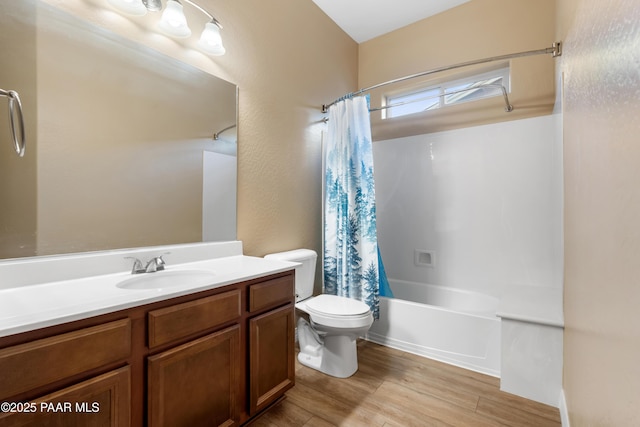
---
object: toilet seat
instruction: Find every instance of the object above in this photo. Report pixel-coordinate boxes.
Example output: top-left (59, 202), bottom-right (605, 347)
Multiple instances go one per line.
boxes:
top-left (306, 294), bottom-right (370, 316)
top-left (297, 294), bottom-right (373, 329)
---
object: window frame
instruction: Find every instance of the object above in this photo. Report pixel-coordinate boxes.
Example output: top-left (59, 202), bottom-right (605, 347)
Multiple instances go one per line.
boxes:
top-left (382, 66), bottom-right (511, 119)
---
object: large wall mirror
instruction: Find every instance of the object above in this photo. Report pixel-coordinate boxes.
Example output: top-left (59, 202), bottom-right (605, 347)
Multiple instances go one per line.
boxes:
top-left (0, 0), bottom-right (238, 260)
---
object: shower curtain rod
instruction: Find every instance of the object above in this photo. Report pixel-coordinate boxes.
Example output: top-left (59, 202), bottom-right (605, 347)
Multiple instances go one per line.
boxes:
top-left (321, 42), bottom-right (562, 113)
top-left (212, 124), bottom-right (236, 140)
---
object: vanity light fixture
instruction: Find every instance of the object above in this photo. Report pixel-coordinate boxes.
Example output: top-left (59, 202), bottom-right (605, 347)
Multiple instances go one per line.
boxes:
top-left (198, 20), bottom-right (225, 56)
top-left (158, 0), bottom-right (191, 38)
top-left (107, 0), bottom-right (226, 56)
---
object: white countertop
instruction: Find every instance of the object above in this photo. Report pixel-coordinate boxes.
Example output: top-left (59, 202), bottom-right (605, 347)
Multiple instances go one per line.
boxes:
top-left (0, 251), bottom-right (298, 338)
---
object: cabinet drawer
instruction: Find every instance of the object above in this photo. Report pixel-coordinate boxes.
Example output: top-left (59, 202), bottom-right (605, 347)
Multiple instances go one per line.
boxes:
top-left (148, 289), bottom-right (241, 348)
top-left (0, 319), bottom-right (131, 400)
top-left (249, 274), bottom-right (294, 313)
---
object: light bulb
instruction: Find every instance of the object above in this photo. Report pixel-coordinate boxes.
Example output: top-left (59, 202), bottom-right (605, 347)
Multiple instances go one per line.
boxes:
top-left (107, 0), bottom-right (147, 16)
top-left (158, 0), bottom-right (191, 38)
top-left (198, 22), bottom-right (226, 56)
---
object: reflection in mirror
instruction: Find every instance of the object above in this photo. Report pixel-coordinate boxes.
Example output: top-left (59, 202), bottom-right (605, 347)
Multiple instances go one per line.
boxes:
top-left (0, 0), bottom-right (237, 260)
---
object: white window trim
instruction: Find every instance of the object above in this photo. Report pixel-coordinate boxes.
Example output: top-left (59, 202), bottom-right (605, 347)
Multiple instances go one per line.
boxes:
top-left (383, 66), bottom-right (510, 119)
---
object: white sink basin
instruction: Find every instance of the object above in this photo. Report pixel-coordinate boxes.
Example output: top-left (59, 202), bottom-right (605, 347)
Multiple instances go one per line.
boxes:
top-left (116, 270), bottom-right (216, 291)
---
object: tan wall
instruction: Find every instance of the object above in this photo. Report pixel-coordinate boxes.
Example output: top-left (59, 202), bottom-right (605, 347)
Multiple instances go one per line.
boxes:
top-left (211, 1), bottom-right (358, 258)
top-left (359, 0), bottom-right (556, 141)
top-left (558, 0), bottom-right (640, 425)
top-left (5, 0), bottom-right (357, 261)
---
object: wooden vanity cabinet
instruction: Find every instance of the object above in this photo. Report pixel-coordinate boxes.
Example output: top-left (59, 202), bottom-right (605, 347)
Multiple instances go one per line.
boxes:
top-left (247, 275), bottom-right (296, 415)
top-left (144, 273), bottom-right (296, 426)
top-left (0, 319), bottom-right (132, 427)
top-left (0, 270), bottom-right (295, 427)
top-left (146, 288), bottom-right (243, 427)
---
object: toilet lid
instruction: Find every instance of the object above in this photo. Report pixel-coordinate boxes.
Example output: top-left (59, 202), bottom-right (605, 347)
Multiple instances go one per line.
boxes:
top-left (305, 294), bottom-right (370, 316)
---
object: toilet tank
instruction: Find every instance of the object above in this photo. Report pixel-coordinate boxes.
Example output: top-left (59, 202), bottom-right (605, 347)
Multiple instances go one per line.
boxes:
top-left (264, 249), bottom-right (317, 302)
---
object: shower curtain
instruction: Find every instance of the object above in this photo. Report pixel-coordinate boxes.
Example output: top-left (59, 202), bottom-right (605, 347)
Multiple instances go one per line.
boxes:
top-left (323, 95), bottom-right (389, 319)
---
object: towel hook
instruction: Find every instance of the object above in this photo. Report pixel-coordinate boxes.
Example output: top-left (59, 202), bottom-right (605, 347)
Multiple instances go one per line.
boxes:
top-left (1, 88), bottom-right (26, 157)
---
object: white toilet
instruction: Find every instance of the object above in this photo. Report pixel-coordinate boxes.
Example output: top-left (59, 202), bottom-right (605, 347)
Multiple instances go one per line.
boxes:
top-left (264, 249), bottom-right (373, 378)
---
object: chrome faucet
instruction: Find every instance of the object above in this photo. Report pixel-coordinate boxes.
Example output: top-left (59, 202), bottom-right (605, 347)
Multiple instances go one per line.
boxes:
top-left (125, 257), bottom-right (145, 274)
top-left (125, 253), bottom-right (169, 274)
top-left (144, 254), bottom-right (167, 273)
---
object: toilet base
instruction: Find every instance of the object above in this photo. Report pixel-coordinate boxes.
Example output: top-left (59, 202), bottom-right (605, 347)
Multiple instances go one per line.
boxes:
top-left (297, 318), bottom-right (361, 378)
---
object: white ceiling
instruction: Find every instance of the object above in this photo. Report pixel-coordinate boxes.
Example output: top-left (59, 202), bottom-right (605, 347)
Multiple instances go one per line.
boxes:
top-left (312, 0), bottom-right (471, 43)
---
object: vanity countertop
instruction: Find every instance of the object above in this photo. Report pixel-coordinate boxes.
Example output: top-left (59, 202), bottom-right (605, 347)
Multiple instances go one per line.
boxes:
top-left (0, 254), bottom-right (298, 338)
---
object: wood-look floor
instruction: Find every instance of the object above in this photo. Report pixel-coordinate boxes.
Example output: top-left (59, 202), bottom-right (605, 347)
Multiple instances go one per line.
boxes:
top-left (251, 341), bottom-right (561, 427)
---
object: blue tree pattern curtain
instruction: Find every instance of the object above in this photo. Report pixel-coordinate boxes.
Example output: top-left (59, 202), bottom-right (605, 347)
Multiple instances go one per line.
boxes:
top-left (324, 95), bottom-right (382, 319)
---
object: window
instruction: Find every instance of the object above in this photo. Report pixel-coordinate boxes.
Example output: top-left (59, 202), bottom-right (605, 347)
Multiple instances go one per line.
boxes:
top-left (384, 66), bottom-right (510, 119)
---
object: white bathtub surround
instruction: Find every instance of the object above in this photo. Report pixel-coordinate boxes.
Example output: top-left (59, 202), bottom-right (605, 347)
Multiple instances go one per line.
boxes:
top-left (559, 390), bottom-right (571, 427)
top-left (371, 115), bottom-right (564, 400)
top-left (497, 285), bottom-right (564, 407)
top-left (373, 114), bottom-right (563, 298)
top-left (366, 279), bottom-right (501, 377)
top-left (0, 241), bottom-right (299, 337)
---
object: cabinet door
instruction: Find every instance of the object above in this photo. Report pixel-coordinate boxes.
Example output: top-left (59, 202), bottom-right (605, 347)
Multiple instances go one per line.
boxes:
top-left (147, 325), bottom-right (240, 427)
top-left (0, 366), bottom-right (131, 427)
top-left (249, 304), bottom-right (295, 415)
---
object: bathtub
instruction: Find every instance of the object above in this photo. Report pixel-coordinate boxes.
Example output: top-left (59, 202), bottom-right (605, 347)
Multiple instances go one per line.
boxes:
top-left (365, 279), bottom-right (501, 377)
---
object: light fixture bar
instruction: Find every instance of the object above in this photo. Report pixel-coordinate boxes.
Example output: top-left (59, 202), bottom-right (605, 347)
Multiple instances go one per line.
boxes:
top-left (182, 0), bottom-right (215, 25)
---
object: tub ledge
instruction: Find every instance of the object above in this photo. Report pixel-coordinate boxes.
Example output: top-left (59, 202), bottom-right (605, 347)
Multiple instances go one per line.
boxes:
top-left (497, 285), bottom-right (564, 409)
top-left (497, 285), bottom-right (563, 327)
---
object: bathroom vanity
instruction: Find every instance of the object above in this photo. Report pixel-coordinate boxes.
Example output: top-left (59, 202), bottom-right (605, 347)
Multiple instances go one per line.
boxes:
top-left (0, 242), bottom-right (297, 426)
